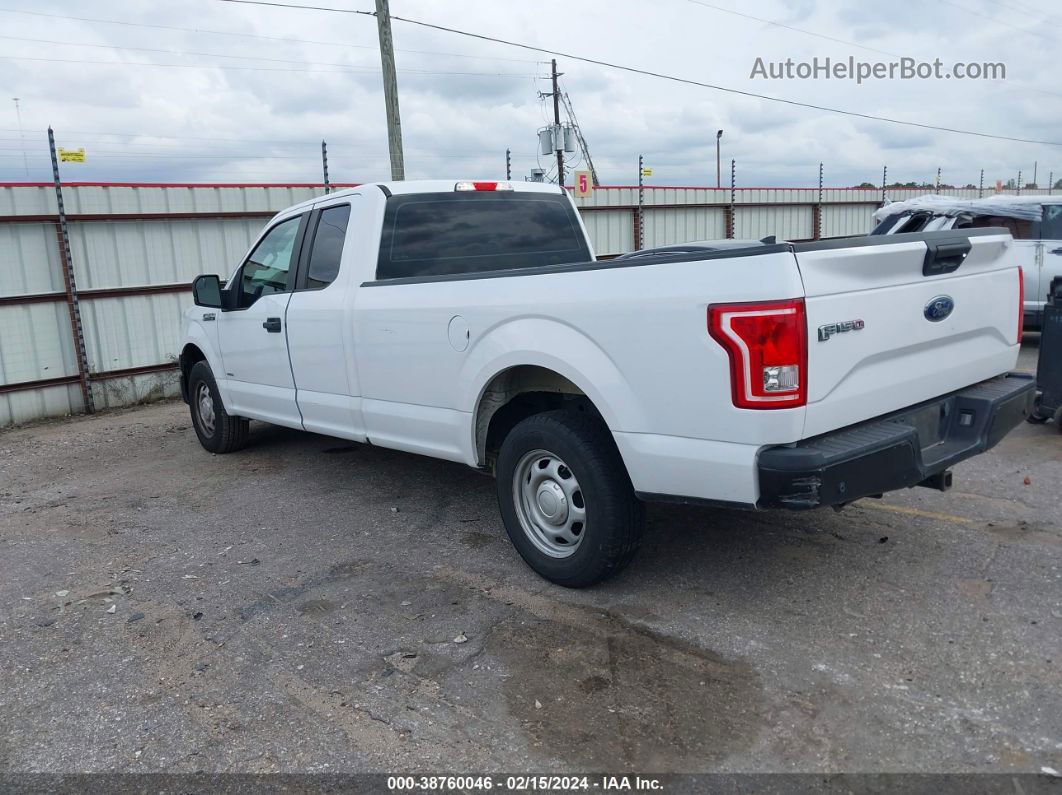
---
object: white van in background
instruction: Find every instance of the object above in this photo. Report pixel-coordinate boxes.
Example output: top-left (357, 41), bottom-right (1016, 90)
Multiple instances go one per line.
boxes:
top-left (872, 195), bottom-right (1062, 329)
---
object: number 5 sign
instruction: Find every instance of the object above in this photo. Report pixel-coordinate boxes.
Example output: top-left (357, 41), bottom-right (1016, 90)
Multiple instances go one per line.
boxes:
top-left (574, 170), bottom-right (592, 198)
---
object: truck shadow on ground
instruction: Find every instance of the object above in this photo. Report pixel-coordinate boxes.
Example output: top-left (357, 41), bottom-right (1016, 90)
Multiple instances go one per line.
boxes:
top-left (229, 417), bottom-right (943, 606)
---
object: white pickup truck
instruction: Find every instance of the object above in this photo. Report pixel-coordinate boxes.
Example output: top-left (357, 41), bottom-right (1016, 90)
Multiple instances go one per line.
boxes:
top-left (181, 180), bottom-right (1033, 587)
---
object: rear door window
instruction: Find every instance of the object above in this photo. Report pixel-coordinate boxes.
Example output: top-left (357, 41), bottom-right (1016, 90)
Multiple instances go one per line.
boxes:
top-left (1041, 204), bottom-right (1062, 240)
top-left (968, 214), bottom-right (1038, 239)
top-left (303, 204), bottom-right (351, 289)
top-left (376, 192), bottom-right (590, 280)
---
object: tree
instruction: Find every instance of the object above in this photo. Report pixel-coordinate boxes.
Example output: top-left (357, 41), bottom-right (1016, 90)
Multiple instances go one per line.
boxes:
top-left (852, 181), bottom-right (876, 188)
top-left (1054, 178), bottom-right (1062, 189)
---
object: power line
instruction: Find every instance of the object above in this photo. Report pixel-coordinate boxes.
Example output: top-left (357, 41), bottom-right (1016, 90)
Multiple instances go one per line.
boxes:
top-left (0, 33), bottom-right (388, 68)
top-left (215, 0), bottom-right (1062, 147)
top-left (991, 0), bottom-right (1056, 18)
top-left (0, 6), bottom-right (543, 64)
top-left (937, 0), bottom-right (1057, 41)
top-left (686, 0), bottom-right (895, 57)
top-left (0, 128), bottom-right (541, 156)
top-left (218, 0), bottom-right (374, 13)
top-left (685, 0), bottom-right (1062, 101)
top-left (0, 55), bottom-right (541, 78)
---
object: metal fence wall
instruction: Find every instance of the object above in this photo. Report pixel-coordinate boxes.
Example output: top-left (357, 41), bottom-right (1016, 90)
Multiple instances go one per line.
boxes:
top-left (2, 181), bottom-right (1058, 426)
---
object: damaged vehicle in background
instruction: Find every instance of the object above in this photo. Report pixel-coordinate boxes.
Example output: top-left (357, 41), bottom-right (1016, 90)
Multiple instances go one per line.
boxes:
top-left (873, 194), bottom-right (1062, 329)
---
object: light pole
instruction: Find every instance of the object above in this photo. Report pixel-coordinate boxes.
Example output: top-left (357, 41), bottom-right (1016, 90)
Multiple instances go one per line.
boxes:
top-left (716, 129), bottom-right (723, 188)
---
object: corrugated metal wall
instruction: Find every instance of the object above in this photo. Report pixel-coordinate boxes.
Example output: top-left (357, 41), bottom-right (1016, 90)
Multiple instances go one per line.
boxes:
top-left (0, 183), bottom-right (339, 426)
top-left (2, 182), bottom-right (1057, 427)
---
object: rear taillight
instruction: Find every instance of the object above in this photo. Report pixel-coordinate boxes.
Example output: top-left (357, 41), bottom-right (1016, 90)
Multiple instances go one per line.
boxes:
top-left (708, 299), bottom-right (807, 409)
top-left (1017, 266), bottom-right (1024, 343)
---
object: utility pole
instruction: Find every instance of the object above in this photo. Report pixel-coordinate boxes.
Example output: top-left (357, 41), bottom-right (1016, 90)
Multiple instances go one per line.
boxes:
top-left (1050, 171), bottom-right (1054, 196)
top-left (559, 90), bottom-right (599, 186)
top-left (1033, 160), bottom-right (1038, 188)
top-left (12, 98), bottom-right (29, 178)
top-left (935, 167), bottom-right (941, 194)
top-left (48, 127), bottom-right (94, 415)
top-left (375, 0), bottom-right (404, 181)
top-left (321, 140), bottom-right (330, 194)
top-left (881, 164), bottom-right (887, 206)
top-left (1017, 170), bottom-right (1022, 195)
top-left (979, 168), bottom-right (984, 199)
top-left (551, 59), bottom-right (564, 187)
top-left (715, 129), bottom-right (723, 188)
top-left (506, 148), bottom-right (511, 181)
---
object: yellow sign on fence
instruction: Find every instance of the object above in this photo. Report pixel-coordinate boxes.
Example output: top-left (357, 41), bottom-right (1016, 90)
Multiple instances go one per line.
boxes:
top-left (58, 147), bottom-right (85, 163)
top-left (573, 170), bottom-right (592, 198)
top-left (640, 167), bottom-right (653, 177)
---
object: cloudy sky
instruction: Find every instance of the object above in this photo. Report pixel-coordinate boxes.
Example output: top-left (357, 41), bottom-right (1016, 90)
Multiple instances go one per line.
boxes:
top-left (1, 0), bottom-right (1059, 188)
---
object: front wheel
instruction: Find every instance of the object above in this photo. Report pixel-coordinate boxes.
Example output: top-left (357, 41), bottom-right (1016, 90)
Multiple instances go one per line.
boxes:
top-left (188, 361), bottom-right (249, 454)
top-left (495, 409), bottom-right (644, 588)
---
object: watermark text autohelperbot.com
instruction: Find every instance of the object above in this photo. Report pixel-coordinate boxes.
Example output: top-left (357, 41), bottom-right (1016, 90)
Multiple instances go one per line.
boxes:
top-left (750, 56), bottom-right (1005, 83)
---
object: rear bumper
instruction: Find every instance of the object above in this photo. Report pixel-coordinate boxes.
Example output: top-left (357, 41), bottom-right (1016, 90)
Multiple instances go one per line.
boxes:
top-left (757, 374), bottom-right (1035, 510)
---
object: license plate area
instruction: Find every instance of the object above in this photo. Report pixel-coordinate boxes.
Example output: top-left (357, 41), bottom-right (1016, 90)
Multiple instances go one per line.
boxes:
top-left (890, 400), bottom-right (950, 450)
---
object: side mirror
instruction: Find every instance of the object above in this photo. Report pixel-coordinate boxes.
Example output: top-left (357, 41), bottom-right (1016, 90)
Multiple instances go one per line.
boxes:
top-left (192, 274), bottom-right (222, 308)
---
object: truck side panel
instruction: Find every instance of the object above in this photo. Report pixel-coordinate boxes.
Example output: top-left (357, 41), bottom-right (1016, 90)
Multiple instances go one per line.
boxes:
top-left (353, 251), bottom-right (807, 497)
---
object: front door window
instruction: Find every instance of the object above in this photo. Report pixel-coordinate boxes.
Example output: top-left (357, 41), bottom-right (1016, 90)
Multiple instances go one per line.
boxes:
top-left (238, 216), bottom-right (301, 308)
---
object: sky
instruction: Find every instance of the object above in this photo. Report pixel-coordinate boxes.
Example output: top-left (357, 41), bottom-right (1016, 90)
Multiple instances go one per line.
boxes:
top-left (0, 0), bottom-right (1059, 188)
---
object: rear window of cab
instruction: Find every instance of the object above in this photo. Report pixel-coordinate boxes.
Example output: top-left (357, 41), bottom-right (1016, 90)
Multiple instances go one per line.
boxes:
top-left (375, 191), bottom-right (590, 280)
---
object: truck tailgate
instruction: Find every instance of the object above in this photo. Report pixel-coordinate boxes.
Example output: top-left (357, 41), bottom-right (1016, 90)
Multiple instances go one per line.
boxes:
top-left (794, 230), bottom-right (1021, 439)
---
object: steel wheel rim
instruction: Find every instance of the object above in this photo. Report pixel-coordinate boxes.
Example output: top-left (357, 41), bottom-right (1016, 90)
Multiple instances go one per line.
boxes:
top-left (195, 382), bottom-right (216, 436)
top-left (512, 449), bottom-right (587, 559)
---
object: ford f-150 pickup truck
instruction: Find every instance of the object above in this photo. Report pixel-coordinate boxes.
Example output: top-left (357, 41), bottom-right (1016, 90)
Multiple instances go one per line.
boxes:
top-left (180, 180), bottom-right (1034, 587)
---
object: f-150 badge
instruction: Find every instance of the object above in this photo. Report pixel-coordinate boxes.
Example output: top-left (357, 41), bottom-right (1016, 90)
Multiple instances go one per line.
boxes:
top-left (817, 319), bottom-right (865, 341)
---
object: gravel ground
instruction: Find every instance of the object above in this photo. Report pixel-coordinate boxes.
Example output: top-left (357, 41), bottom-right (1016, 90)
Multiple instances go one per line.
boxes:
top-left (0, 341), bottom-right (1059, 775)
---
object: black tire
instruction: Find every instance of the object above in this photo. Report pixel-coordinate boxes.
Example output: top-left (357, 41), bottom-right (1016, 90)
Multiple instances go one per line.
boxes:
top-left (495, 408), bottom-right (644, 588)
top-left (1027, 394), bottom-right (1051, 424)
top-left (188, 360), bottom-right (249, 454)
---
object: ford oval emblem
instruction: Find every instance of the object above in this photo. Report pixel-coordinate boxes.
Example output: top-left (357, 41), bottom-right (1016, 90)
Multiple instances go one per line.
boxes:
top-left (924, 295), bottom-right (955, 322)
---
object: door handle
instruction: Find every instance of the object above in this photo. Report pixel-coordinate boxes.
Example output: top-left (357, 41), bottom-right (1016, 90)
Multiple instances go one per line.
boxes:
top-left (262, 317), bottom-right (282, 332)
top-left (1049, 247), bottom-right (1062, 255)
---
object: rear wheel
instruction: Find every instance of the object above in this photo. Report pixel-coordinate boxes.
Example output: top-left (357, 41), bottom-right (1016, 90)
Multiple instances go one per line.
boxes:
top-left (188, 361), bottom-right (249, 454)
top-left (495, 409), bottom-right (644, 588)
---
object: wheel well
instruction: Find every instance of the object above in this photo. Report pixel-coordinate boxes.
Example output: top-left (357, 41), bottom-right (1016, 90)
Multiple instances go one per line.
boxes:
top-left (179, 344), bottom-right (207, 400)
top-left (476, 365), bottom-right (605, 469)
